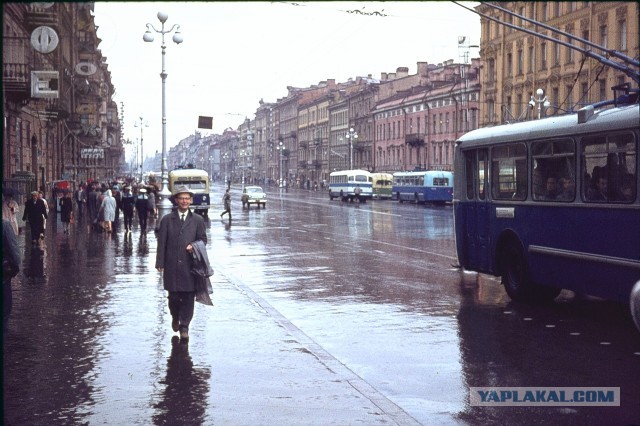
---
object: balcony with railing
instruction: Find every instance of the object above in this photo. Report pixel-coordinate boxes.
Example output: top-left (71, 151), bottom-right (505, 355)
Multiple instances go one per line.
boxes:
top-left (3, 38), bottom-right (33, 102)
top-left (25, 3), bottom-right (58, 30)
top-left (405, 133), bottom-right (425, 147)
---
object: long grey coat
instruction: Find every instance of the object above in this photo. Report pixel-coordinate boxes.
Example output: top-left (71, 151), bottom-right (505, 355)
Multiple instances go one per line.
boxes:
top-left (155, 210), bottom-right (207, 292)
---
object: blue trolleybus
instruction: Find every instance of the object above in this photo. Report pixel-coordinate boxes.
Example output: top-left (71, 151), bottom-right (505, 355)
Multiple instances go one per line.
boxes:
top-left (328, 170), bottom-right (373, 202)
top-left (453, 99), bottom-right (639, 305)
top-left (392, 170), bottom-right (454, 204)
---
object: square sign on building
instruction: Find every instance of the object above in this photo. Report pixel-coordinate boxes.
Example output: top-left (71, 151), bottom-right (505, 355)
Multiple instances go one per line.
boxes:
top-left (198, 116), bottom-right (213, 129)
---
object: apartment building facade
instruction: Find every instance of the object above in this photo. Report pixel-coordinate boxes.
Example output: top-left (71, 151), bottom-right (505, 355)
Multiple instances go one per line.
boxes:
top-left (3, 3), bottom-right (123, 191)
top-left (477, 1), bottom-right (639, 126)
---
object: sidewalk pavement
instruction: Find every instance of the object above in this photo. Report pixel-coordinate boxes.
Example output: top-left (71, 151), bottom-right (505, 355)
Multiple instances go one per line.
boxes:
top-left (190, 264), bottom-right (422, 425)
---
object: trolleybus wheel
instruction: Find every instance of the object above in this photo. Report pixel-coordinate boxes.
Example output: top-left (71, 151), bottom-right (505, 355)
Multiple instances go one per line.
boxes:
top-left (501, 241), bottom-right (560, 302)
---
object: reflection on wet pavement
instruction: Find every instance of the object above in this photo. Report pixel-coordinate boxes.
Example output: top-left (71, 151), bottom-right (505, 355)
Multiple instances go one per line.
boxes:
top-left (4, 188), bottom-right (639, 425)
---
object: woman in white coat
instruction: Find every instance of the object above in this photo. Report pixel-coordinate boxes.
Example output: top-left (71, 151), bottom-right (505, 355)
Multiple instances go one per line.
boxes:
top-left (99, 189), bottom-right (117, 232)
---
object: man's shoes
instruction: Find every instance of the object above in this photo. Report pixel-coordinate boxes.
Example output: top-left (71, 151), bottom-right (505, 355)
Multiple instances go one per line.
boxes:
top-left (171, 318), bottom-right (179, 332)
top-left (179, 327), bottom-right (189, 340)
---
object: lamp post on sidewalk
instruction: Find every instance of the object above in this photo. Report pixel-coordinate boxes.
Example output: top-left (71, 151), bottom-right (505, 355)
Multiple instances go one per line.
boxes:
top-left (134, 116), bottom-right (148, 183)
top-left (345, 127), bottom-right (358, 170)
top-left (143, 11), bottom-right (183, 227)
top-left (277, 141), bottom-right (285, 187)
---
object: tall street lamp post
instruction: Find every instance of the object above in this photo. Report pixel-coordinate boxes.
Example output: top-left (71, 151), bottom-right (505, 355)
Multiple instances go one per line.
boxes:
top-left (143, 11), bottom-right (183, 226)
top-left (222, 152), bottom-right (230, 189)
top-left (345, 127), bottom-right (358, 170)
top-left (277, 141), bottom-right (285, 188)
top-left (239, 149), bottom-right (247, 189)
top-left (134, 116), bottom-right (148, 183)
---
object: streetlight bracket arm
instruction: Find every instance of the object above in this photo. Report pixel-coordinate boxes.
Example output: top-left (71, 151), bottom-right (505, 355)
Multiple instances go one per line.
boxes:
top-left (145, 23), bottom-right (161, 33)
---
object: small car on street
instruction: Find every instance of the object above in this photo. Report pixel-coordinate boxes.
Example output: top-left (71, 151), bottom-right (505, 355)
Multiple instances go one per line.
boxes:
top-left (241, 185), bottom-right (267, 209)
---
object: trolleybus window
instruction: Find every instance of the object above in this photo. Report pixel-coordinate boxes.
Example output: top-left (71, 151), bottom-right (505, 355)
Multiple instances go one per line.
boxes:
top-left (582, 133), bottom-right (636, 203)
top-left (491, 143), bottom-right (527, 200)
top-left (478, 149), bottom-right (488, 200)
top-left (465, 152), bottom-right (475, 199)
top-left (531, 139), bottom-right (575, 201)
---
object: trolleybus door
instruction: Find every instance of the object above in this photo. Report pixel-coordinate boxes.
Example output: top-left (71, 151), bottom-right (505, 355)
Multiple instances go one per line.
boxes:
top-left (464, 149), bottom-right (491, 272)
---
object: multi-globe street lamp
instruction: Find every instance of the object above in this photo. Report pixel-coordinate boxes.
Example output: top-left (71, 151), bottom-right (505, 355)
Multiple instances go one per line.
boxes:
top-left (529, 88), bottom-right (550, 120)
top-left (134, 116), bottom-right (148, 183)
top-left (345, 127), bottom-right (358, 170)
top-left (143, 11), bottom-right (183, 225)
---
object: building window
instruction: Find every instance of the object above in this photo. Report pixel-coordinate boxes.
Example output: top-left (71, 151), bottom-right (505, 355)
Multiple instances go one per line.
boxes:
top-left (552, 87), bottom-right (559, 114)
top-left (599, 79), bottom-right (607, 102)
top-left (619, 19), bottom-right (627, 50)
top-left (528, 46), bottom-right (534, 72)
top-left (581, 82), bottom-right (589, 106)
top-left (507, 53), bottom-right (513, 77)
top-left (582, 30), bottom-right (589, 50)
top-left (554, 2), bottom-right (561, 18)
top-left (488, 58), bottom-right (495, 82)
top-left (566, 35), bottom-right (574, 63)
top-left (565, 85), bottom-right (573, 110)
top-left (541, 3), bottom-right (548, 21)
top-left (488, 99), bottom-right (495, 123)
top-left (541, 43), bottom-right (547, 70)
top-left (517, 49), bottom-right (524, 74)
top-left (554, 35), bottom-right (561, 65)
top-left (599, 25), bottom-right (608, 49)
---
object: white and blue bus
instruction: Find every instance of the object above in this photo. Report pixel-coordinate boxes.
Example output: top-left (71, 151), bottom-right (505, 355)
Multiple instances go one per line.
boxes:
top-left (328, 169), bottom-right (373, 202)
top-left (392, 170), bottom-right (454, 204)
top-left (453, 100), bottom-right (639, 306)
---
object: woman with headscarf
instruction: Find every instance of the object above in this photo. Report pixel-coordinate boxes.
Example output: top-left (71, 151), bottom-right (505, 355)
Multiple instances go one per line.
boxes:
top-left (60, 191), bottom-right (74, 234)
top-left (99, 189), bottom-right (117, 233)
top-left (135, 187), bottom-right (149, 233)
top-left (2, 189), bottom-right (20, 236)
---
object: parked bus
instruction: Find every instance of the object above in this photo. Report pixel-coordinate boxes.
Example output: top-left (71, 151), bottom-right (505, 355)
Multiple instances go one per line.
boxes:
top-left (168, 167), bottom-right (211, 217)
top-left (453, 100), bottom-right (639, 305)
top-left (392, 170), bottom-right (454, 204)
top-left (328, 169), bottom-right (373, 202)
top-left (371, 173), bottom-right (393, 199)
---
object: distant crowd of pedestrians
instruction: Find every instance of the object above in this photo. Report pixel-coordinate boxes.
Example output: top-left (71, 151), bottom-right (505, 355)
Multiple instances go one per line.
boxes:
top-left (2, 180), bottom-right (160, 244)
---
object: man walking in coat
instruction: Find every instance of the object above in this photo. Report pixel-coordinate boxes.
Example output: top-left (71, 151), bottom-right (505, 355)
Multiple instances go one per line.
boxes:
top-left (155, 185), bottom-right (207, 341)
top-left (22, 191), bottom-right (48, 244)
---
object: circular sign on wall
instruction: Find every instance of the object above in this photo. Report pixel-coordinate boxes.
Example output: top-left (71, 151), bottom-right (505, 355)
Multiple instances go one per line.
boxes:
top-left (75, 62), bottom-right (97, 76)
top-left (31, 26), bottom-right (59, 54)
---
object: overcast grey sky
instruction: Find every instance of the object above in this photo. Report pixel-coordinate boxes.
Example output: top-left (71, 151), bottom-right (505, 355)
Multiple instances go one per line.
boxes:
top-left (93, 1), bottom-right (480, 161)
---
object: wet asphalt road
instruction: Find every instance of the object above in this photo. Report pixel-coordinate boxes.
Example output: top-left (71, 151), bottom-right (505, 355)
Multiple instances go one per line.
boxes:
top-left (3, 183), bottom-right (640, 425)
